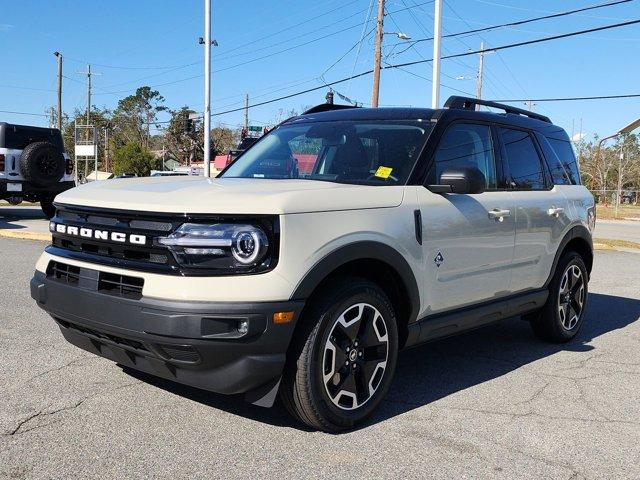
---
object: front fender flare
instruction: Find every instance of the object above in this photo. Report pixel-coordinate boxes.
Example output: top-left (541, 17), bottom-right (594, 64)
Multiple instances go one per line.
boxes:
top-left (290, 241), bottom-right (421, 325)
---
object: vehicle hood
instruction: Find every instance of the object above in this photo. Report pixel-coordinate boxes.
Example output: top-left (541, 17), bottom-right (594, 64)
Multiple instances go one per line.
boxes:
top-left (55, 176), bottom-right (405, 214)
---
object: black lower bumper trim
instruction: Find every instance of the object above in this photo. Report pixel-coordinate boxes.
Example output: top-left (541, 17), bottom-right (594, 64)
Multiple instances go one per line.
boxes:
top-left (31, 270), bottom-right (304, 398)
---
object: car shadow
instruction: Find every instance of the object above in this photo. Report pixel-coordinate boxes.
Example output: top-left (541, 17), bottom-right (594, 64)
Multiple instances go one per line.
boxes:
top-left (120, 292), bottom-right (640, 432)
top-left (0, 206), bottom-right (45, 230)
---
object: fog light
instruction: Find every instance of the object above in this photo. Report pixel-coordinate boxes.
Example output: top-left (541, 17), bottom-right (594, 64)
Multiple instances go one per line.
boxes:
top-left (237, 320), bottom-right (249, 335)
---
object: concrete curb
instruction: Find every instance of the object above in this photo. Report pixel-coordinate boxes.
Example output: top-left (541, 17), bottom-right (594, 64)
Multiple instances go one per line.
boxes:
top-left (0, 230), bottom-right (51, 242)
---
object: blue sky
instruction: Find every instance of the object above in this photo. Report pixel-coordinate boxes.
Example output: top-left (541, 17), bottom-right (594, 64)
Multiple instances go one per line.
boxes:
top-left (1, 0), bottom-right (639, 140)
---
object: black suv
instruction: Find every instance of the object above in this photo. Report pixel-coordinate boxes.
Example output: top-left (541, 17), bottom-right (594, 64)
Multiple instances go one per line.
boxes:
top-left (0, 122), bottom-right (75, 218)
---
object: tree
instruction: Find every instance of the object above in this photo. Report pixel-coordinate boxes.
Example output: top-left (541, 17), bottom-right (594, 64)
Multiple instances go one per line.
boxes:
top-left (164, 107), bottom-right (202, 165)
top-left (112, 86), bottom-right (166, 149)
top-left (211, 126), bottom-right (238, 156)
top-left (112, 141), bottom-right (158, 177)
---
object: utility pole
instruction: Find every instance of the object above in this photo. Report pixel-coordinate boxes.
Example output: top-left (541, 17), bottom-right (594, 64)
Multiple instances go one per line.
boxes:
top-left (54, 52), bottom-right (62, 131)
top-left (476, 41), bottom-right (484, 107)
top-left (525, 100), bottom-right (535, 111)
top-left (371, 0), bottom-right (384, 108)
top-left (104, 126), bottom-right (109, 173)
top-left (431, 0), bottom-right (443, 108)
top-left (76, 65), bottom-right (101, 179)
top-left (203, 0), bottom-right (212, 178)
top-left (244, 93), bottom-right (249, 131)
top-left (86, 65), bottom-right (92, 128)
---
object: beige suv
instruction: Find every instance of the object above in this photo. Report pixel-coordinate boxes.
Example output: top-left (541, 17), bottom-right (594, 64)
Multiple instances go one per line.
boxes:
top-left (31, 97), bottom-right (594, 431)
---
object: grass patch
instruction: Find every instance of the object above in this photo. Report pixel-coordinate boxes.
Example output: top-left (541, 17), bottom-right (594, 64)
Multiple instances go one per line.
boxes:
top-left (594, 237), bottom-right (640, 250)
top-left (596, 204), bottom-right (640, 220)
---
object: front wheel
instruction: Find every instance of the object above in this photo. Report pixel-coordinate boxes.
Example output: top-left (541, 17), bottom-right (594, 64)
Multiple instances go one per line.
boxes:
top-left (281, 278), bottom-right (398, 432)
top-left (528, 251), bottom-right (589, 343)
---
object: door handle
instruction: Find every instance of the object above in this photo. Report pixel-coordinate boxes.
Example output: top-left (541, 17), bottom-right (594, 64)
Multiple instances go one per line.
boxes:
top-left (488, 208), bottom-right (511, 222)
top-left (547, 206), bottom-right (564, 217)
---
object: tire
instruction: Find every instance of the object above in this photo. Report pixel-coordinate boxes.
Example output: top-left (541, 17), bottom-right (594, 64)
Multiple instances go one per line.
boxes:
top-left (40, 197), bottom-right (56, 219)
top-left (20, 142), bottom-right (66, 187)
top-left (281, 278), bottom-right (399, 432)
top-left (528, 251), bottom-right (589, 343)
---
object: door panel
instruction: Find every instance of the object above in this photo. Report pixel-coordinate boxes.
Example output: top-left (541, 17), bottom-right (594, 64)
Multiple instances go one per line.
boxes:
top-left (418, 120), bottom-right (515, 315)
top-left (498, 127), bottom-right (569, 291)
top-left (417, 189), bottom-right (516, 314)
top-left (510, 189), bottom-right (570, 291)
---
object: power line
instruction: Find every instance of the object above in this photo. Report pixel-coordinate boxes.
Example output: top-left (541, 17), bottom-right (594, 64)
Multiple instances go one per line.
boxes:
top-left (0, 109), bottom-right (49, 117)
top-left (94, 1), bottom-right (435, 95)
top-left (210, 18), bottom-right (640, 115)
top-left (391, 0), bottom-right (632, 52)
top-left (5, 93), bottom-right (640, 126)
top-left (65, 56), bottom-right (201, 71)
top-left (218, 0), bottom-right (362, 56)
top-left (493, 93), bottom-right (640, 102)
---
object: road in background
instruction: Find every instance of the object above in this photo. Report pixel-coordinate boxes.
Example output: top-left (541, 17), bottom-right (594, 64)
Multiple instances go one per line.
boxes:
top-left (0, 206), bottom-right (50, 235)
top-left (0, 237), bottom-right (639, 479)
top-left (594, 219), bottom-right (640, 243)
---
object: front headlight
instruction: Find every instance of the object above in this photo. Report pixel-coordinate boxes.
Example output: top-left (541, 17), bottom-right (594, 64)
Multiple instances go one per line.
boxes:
top-left (156, 223), bottom-right (271, 272)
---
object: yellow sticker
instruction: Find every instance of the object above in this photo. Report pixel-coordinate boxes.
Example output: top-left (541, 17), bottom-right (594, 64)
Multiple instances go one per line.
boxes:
top-left (375, 166), bottom-right (393, 179)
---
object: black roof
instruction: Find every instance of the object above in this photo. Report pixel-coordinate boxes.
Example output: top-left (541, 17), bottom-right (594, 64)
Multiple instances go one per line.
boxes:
top-left (286, 107), bottom-right (437, 123)
top-left (284, 96), bottom-right (565, 136)
top-left (0, 121), bottom-right (60, 132)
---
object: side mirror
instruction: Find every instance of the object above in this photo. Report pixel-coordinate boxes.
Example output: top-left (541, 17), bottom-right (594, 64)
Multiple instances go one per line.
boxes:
top-left (427, 166), bottom-right (486, 195)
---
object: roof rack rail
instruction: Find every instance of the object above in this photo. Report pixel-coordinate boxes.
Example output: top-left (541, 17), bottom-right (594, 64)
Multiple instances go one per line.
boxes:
top-left (302, 103), bottom-right (360, 115)
top-left (443, 96), bottom-right (551, 123)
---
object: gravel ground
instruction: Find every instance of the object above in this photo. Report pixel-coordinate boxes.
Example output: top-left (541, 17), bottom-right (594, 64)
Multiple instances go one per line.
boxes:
top-left (0, 237), bottom-right (639, 479)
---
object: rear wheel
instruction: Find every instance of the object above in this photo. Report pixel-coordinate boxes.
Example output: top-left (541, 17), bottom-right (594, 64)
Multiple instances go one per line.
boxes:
top-left (40, 197), bottom-right (56, 219)
top-left (528, 251), bottom-right (588, 342)
top-left (281, 278), bottom-right (398, 432)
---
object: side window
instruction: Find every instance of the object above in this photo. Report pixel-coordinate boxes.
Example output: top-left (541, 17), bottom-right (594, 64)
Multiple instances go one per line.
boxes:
top-left (429, 123), bottom-right (497, 189)
top-left (500, 128), bottom-right (546, 190)
top-left (544, 137), bottom-right (581, 185)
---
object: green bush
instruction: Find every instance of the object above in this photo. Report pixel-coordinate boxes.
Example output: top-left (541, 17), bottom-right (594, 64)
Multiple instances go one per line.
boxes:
top-left (113, 142), bottom-right (158, 177)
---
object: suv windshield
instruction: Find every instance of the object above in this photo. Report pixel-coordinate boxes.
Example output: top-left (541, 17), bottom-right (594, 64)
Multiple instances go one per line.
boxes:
top-left (221, 119), bottom-right (432, 185)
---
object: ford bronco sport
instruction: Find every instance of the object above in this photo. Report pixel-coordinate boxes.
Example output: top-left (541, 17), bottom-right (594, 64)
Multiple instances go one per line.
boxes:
top-left (0, 122), bottom-right (74, 218)
top-left (30, 97), bottom-right (595, 432)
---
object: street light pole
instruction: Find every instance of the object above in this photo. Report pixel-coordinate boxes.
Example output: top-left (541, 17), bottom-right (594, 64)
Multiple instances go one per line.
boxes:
top-left (431, 0), bottom-right (443, 108)
top-left (203, 0), bottom-right (212, 178)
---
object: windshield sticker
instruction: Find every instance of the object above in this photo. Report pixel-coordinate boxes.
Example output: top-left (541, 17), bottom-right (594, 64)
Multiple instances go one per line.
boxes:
top-left (375, 166), bottom-right (393, 179)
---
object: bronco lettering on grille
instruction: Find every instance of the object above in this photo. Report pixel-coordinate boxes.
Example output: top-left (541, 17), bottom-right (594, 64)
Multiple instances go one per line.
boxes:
top-left (51, 222), bottom-right (147, 245)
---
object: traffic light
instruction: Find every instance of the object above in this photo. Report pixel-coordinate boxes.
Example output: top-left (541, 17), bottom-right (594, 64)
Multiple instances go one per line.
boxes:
top-left (184, 118), bottom-right (194, 134)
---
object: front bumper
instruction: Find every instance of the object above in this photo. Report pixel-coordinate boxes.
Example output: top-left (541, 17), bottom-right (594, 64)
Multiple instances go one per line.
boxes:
top-left (30, 268), bottom-right (304, 404)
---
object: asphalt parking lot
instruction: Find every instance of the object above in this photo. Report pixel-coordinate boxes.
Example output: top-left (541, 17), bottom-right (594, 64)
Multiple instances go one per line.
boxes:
top-left (1, 236), bottom-right (639, 479)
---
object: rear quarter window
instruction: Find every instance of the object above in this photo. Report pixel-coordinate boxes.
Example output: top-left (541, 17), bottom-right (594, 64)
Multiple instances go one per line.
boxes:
top-left (542, 136), bottom-right (581, 185)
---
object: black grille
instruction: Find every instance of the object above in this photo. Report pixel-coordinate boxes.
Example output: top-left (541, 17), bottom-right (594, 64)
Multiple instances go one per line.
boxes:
top-left (51, 206), bottom-right (181, 273)
top-left (158, 344), bottom-right (201, 363)
top-left (98, 272), bottom-right (144, 299)
top-left (47, 261), bottom-right (80, 285)
top-left (49, 205), bottom-right (280, 276)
